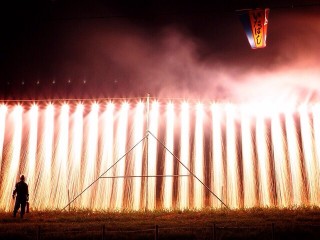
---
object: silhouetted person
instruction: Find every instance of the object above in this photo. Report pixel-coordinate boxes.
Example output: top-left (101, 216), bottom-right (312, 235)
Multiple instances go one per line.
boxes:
top-left (12, 175), bottom-right (29, 218)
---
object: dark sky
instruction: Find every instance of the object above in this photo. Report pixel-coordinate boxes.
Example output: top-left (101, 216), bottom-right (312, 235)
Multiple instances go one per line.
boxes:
top-left (1, 0), bottom-right (320, 102)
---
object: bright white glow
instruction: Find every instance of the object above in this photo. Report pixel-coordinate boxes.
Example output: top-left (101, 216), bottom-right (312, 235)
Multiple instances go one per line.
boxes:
top-left (95, 102), bottom-right (115, 210)
top-left (81, 103), bottom-right (99, 208)
top-left (52, 104), bottom-right (69, 208)
top-left (179, 102), bottom-right (190, 209)
top-left (248, 101), bottom-right (296, 117)
top-left (299, 105), bottom-right (319, 205)
top-left (163, 102), bottom-right (174, 209)
top-left (0, 104), bottom-right (8, 172)
top-left (194, 103), bottom-right (204, 209)
top-left (285, 110), bottom-right (304, 205)
top-left (122, 101), bottom-right (130, 111)
top-left (226, 104), bottom-right (240, 208)
top-left (76, 103), bottom-right (84, 112)
top-left (69, 103), bottom-right (84, 208)
top-left (0, 105), bottom-right (23, 211)
top-left (24, 104), bottom-right (39, 204)
top-left (1, 100), bottom-right (320, 211)
top-left (91, 102), bottom-right (99, 112)
top-left (132, 101), bottom-right (144, 210)
top-left (113, 102), bottom-right (129, 210)
top-left (271, 113), bottom-right (291, 207)
top-left (256, 114), bottom-right (272, 207)
top-left (240, 105), bottom-right (257, 208)
top-left (35, 104), bottom-right (54, 209)
top-left (147, 101), bottom-right (159, 210)
top-left (211, 103), bottom-right (225, 208)
top-left (312, 104), bottom-right (320, 174)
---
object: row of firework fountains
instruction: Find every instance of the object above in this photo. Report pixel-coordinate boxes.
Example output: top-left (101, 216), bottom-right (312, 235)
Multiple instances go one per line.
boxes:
top-left (0, 99), bottom-right (320, 211)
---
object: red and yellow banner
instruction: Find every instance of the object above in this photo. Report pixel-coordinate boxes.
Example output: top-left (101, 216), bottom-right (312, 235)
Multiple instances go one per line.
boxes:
top-left (249, 9), bottom-right (269, 48)
top-left (238, 8), bottom-right (270, 49)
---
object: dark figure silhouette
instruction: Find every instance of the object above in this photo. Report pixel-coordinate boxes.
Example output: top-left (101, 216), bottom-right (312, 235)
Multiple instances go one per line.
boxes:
top-left (12, 175), bottom-right (29, 218)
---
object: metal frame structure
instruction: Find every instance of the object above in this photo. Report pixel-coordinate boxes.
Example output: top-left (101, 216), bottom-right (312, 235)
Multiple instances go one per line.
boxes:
top-left (62, 94), bottom-right (229, 211)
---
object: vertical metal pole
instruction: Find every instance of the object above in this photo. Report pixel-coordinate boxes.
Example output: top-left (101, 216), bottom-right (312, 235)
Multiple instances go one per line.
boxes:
top-left (155, 225), bottom-right (159, 240)
top-left (145, 93), bottom-right (150, 211)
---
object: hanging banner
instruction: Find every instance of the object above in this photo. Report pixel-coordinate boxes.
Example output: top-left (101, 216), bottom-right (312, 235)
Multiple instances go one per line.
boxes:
top-left (237, 8), bottom-right (270, 49)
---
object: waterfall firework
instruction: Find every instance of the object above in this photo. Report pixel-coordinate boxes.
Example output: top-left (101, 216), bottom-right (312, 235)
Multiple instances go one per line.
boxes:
top-left (0, 99), bottom-right (319, 211)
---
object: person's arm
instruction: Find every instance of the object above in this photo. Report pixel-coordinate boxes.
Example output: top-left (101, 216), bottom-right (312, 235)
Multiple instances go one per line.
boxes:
top-left (26, 185), bottom-right (29, 201)
top-left (12, 184), bottom-right (17, 199)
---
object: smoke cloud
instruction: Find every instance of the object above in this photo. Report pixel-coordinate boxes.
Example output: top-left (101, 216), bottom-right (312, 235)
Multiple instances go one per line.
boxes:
top-left (1, 5), bottom-right (320, 103)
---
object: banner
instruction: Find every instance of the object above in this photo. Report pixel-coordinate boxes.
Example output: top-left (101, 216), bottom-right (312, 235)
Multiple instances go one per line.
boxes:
top-left (238, 8), bottom-right (270, 49)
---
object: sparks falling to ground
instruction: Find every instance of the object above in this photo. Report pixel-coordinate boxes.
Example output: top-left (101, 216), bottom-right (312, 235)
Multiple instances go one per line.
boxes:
top-left (0, 99), bottom-right (320, 211)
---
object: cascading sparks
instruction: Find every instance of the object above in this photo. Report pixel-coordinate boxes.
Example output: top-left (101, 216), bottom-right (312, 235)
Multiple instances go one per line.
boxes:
top-left (0, 100), bottom-right (320, 211)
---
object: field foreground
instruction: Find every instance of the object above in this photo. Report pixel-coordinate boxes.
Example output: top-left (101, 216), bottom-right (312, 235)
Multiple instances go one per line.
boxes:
top-left (1, 208), bottom-right (320, 240)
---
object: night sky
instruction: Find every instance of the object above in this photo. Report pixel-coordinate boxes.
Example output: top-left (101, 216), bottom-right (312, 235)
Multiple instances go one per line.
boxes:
top-left (1, 0), bottom-right (320, 102)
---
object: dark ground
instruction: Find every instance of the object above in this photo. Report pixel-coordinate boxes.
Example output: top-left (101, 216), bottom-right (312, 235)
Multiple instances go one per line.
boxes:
top-left (1, 208), bottom-right (320, 239)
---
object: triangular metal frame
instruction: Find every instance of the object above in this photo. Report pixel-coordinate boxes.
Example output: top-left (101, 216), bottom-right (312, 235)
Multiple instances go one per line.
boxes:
top-left (62, 96), bottom-right (229, 211)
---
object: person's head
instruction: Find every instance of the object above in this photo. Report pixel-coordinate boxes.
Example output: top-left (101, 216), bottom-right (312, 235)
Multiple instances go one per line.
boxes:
top-left (20, 175), bottom-right (25, 182)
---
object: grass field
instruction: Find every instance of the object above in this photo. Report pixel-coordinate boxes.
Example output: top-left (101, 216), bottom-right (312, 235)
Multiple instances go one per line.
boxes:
top-left (1, 207), bottom-right (320, 240)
